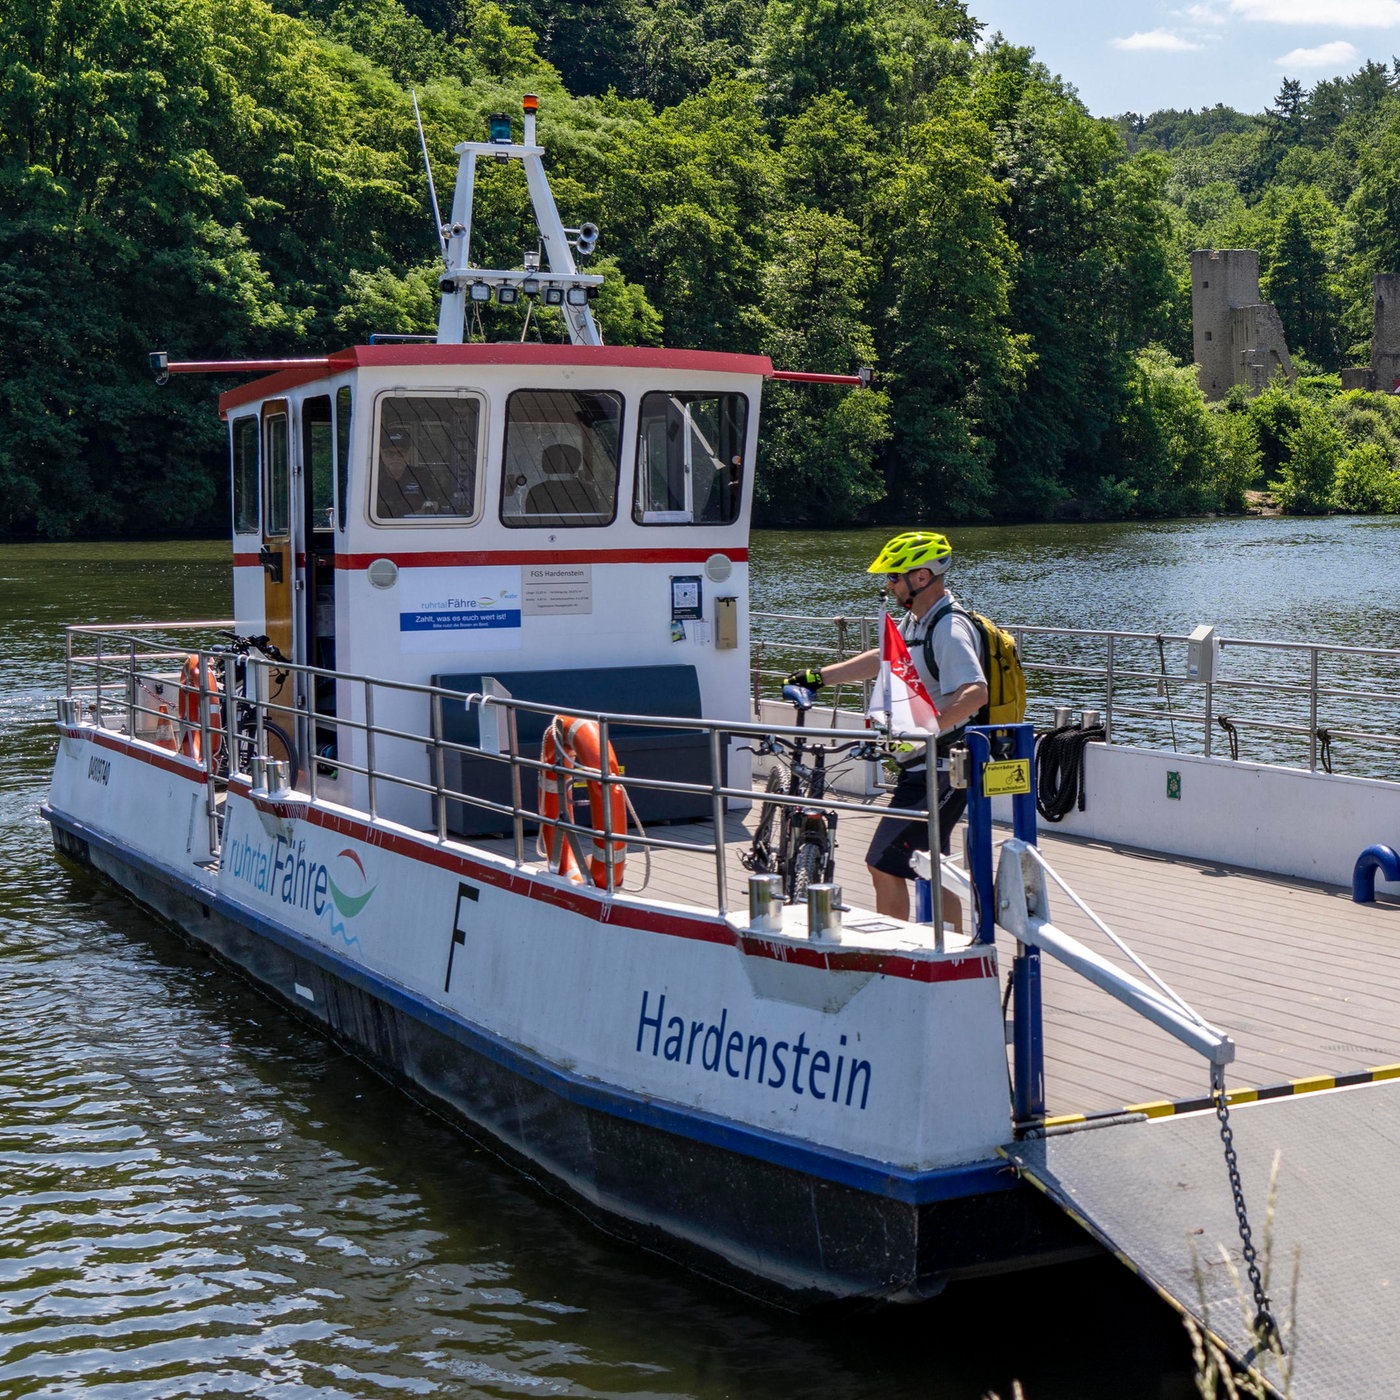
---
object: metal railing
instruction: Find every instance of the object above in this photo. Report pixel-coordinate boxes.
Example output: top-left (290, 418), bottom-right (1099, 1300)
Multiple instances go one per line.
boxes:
top-left (752, 611), bottom-right (1400, 780)
top-left (60, 622), bottom-right (940, 925)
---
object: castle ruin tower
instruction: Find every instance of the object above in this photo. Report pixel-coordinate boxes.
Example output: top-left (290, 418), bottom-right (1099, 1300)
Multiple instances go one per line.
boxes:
top-left (1373, 274), bottom-right (1400, 394)
top-left (1191, 249), bottom-right (1294, 400)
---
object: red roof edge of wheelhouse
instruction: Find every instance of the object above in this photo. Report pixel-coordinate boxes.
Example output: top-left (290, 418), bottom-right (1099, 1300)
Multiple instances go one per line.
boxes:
top-left (217, 344), bottom-right (776, 415)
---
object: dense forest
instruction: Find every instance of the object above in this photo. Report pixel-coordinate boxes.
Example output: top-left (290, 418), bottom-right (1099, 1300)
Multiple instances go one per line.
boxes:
top-left (5, 0), bottom-right (1400, 537)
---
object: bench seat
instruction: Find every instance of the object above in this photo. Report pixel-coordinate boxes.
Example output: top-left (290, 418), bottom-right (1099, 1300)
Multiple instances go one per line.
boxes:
top-left (432, 664), bottom-right (720, 837)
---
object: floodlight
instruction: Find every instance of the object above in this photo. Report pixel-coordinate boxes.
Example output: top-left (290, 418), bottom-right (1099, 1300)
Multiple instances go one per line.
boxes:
top-left (566, 286), bottom-right (588, 306)
top-left (496, 285), bottom-right (520, 306)
top-left (522, 277), bottom-right (540, 298)
top-left (543, 287), bottom-right (565, 306)
top-left (469, 281), bottom-right (492, 303)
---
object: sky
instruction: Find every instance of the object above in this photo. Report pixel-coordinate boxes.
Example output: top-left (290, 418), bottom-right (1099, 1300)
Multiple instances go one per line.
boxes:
top-left (967, 0), bottom-right (1400, 117)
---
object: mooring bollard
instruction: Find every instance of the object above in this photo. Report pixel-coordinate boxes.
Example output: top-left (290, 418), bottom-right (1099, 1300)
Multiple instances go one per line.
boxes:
top-left (748, 873), bottom-right (783, 932)
top-left (807, 883), bottom-right (842, 942)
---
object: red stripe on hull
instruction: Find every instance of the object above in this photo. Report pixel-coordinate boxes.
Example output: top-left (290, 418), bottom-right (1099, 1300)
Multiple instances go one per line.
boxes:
top-left (75, 736), bottom-right (995, 986)
top-left (68, 727), bottom-right (209, 784)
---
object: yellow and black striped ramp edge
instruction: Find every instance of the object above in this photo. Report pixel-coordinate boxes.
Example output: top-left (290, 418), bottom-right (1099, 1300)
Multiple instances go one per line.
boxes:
top-left (1004, 1077), bottom-right (1400, 1400)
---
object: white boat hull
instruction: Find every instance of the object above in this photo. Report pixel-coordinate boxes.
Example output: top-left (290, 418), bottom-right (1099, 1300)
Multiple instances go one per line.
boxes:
top-left (44, 723), bottom-right (1091, 1300)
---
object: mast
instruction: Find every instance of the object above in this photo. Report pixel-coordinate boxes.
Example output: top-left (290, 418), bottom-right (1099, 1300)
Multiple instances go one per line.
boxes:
top-left (435, 95), bottom-right (603, 347)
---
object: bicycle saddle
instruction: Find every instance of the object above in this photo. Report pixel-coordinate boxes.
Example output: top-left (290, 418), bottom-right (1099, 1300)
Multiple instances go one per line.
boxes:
top-left (781, 683), bottom-right (815, 710)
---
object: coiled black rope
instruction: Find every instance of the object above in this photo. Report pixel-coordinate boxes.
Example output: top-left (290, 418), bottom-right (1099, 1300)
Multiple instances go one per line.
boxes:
top-left (1217, 714), bottom-right (1239, 760)
top-left (1316, 727), bottom-right (1333, 774)
top-left (1035, 722), bottom-right (1107, 823)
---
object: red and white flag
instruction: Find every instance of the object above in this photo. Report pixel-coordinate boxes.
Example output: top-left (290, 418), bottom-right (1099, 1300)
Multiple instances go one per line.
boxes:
top-left (867, 613), bottom-right (939, 738)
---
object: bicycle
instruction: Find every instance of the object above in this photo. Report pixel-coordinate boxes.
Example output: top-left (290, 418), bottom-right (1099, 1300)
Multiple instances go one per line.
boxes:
top-left (207, 632), bottom-right (302, 788)
top-left (740, 683), bottom-right (880, 903)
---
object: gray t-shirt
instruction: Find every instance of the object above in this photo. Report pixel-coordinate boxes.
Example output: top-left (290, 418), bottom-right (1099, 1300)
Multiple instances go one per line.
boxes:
top-left (900, 592), bottom-right (985, 723)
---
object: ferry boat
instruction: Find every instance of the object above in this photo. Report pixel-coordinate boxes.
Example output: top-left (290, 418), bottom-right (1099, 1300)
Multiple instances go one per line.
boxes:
top-left (42, 97), bottom-right (1400, 1312)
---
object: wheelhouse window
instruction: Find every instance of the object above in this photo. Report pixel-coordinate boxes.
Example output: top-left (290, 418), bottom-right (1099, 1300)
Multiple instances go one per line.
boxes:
top-left (635, 392), bottom-right (747, 526)
top-left (373, 395), bottom-right (482, 523)
top-left (303, 396), bottom-right (334, 533)
top-left (264, 410), bottom-right (290, 538)
top-left (231, 416), bottom-right (259, 535)
top-left (500, 389), bottom-right (621, 528)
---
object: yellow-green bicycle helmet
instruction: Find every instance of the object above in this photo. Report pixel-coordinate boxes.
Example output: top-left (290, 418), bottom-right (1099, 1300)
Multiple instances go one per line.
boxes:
top-left (867, 531), bottom-right (952, 577)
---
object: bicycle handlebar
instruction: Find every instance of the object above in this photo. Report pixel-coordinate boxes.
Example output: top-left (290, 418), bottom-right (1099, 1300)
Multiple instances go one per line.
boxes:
top-left (215, 630), bottom-right (292, 665)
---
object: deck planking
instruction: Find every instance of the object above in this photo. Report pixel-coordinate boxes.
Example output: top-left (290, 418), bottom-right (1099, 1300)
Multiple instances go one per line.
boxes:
top-left (473, 796), bottom-right (1400, 1120)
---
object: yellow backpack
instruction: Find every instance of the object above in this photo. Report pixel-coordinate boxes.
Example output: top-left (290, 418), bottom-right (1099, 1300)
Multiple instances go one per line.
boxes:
top-left (922, 603), bottom-right (1027, 727)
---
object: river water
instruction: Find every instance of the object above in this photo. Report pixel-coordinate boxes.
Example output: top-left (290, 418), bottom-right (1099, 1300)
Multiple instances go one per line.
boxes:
top-left (10, 515), bottom-right (1397, 1397)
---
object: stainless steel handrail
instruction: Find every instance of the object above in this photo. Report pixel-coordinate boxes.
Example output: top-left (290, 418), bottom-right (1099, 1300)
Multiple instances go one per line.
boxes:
top-left (752, 611), bottom-right (1400, 777)
top-left (60, 625), bottom-right (915, 927)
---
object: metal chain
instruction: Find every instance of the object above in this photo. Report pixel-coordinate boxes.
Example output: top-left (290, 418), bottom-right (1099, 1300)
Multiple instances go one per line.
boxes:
top-left (1212, 1073), bottom-right (1282, 1351)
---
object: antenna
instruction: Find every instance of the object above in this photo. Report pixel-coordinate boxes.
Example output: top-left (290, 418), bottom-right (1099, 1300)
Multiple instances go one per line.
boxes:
top-left (412, 89), bottom-right (448, 262)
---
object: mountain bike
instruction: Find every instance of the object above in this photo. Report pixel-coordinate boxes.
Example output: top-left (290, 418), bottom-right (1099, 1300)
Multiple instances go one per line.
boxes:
top-left (740, 683), bottom-right (880, 903)
top-left (208, 632), bottom-right (302, 787)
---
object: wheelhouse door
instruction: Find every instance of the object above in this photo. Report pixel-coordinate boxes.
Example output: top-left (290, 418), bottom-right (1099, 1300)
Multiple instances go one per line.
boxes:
top-left (260, 399), bottom-right (295, 711)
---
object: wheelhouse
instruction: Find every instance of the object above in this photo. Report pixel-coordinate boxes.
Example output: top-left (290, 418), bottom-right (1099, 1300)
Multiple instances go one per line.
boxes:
top-left (221, 343), bottom-right (770, 826)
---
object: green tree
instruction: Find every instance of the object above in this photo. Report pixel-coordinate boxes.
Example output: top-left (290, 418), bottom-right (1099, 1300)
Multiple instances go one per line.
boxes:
top-left (1258, 189), bottom-right (1340, 368)
top-left (1102, 346), bottom-right (1217, 517)
top-left (1207, 406), bottom-right (1261, 513)
top-left (599, 79), bottom-right (776, 351)
top-left (1271, 400), bottom-right (1342, 513)
top-left (1331, 440), bottom-right (1400, 512)
top-left (750, 0), bottom-right (887, 122)
top-left (879, 107), bottom-right (1028, 519)
top-left (753, 207), bottom-right (889, 522)
top-left (1247, 376), bottom-right (1305, 483)
top-left (968, 44), bottom-right (1175, 516)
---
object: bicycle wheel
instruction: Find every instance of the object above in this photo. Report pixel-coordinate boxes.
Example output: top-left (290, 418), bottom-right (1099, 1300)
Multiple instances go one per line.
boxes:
top-left (237, 720), bottom-right (301, 789)
top-left (744, 768), bottom-right (786, 873)
top-left (262, 721), bottom-right (301, 789)
top-left (789, 838), bottom-right (826, 903)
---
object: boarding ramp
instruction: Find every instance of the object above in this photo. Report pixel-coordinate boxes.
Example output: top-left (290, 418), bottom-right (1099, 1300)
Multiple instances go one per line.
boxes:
top-left (969, 723), bottom-right (1400, 1396)
top-left (1008, 1079), bottom-right (1400, 1400)
top-left (964, 726), bottom-right (1289, 1392)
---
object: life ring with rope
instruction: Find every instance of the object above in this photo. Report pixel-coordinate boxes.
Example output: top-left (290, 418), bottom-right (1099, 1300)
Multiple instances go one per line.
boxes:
top-left (177, 653), bottom-right (223, 764)
top-left (538, 715), bottom-right (628, 888)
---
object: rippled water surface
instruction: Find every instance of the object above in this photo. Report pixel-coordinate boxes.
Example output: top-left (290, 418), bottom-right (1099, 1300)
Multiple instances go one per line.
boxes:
top-left (753, 515), bottom-right (1400, 776)
top-left (14, 529), bottom-right (1353, 1397)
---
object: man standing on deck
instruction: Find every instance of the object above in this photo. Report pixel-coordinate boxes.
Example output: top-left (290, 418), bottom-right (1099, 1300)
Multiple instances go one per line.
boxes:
top-left (785, 532), bottom-right (987, 930)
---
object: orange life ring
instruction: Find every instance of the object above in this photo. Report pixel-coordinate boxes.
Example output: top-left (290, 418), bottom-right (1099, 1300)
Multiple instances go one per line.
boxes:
top-left (178, 654), bottom-right (223, 764)
top-left (538, 715), bottom-right (627, 888)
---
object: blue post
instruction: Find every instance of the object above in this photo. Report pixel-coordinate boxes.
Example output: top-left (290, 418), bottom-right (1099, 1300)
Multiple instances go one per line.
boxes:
top-left (967, 722), bottom-right (1044, 1122)
top-left (1353, 844), bottom-right (1400, 903)
top-left (964, 729), bottom-right (996, 945)
top-left (914, 877), bottom-right (933, 924)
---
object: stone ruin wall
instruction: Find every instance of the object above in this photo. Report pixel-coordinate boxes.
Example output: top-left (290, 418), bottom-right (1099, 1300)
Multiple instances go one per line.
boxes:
top-left (1191, 249), bottom-right (1294, 401)
top-left (1373, 273), bottom-right (1400, 394)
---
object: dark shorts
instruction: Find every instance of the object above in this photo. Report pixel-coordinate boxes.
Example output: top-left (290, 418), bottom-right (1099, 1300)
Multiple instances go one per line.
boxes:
top-left (865, 764), bottom-right (968, 878)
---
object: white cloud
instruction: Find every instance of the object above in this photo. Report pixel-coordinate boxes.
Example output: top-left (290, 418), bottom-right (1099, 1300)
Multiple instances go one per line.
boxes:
top-left (1229, 0), bottom-right (1400, 24)
top-left (1112, 28), bottom-right (1203, 50)
top-left (1275, 38), bottom-right (1363, 64)
top-left (1179, 2), bottom-right (1228, 22)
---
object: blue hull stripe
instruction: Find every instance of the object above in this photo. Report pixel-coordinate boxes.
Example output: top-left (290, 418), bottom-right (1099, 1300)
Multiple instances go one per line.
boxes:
top-left (44, 805), bottom-right (1014, 1208)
